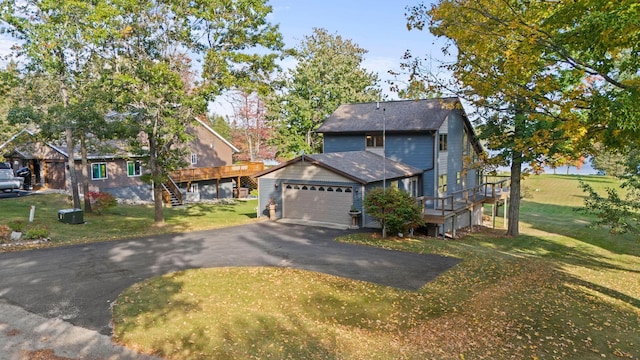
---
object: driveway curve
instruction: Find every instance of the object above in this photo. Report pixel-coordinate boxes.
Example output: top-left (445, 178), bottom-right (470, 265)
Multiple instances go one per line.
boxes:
top-left (0, 222), bottom-right (459, 337)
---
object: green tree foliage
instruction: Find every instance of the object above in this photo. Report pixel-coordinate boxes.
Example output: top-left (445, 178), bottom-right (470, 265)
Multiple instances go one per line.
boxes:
top-left (0, 0), bottom-right (117, 208)
top-left (405, 0), bottom-right (639, 236)
top-left (270, 28), bottom-right (381, 158)
top-left (580, 149), bottom-right (640, 235)
top-left (590, 143), bottom-right (628, 178)
top-left (100, 0), bottom-right (282, 224)
top-left (208, 114), bottom-right (232, 141)
top-left (364, 187), bottom-right (424, 238)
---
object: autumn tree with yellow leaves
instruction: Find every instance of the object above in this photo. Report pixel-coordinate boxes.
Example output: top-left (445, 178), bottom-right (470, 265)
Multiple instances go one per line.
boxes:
top-left (405, 0), bottom-right (639, 236)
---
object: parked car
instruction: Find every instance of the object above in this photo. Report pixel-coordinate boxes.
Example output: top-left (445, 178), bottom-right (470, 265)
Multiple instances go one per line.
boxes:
top-left (0, 162), bottom-right (23, 193)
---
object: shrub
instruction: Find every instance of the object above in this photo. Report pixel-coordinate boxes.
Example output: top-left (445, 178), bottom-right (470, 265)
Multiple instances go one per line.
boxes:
top-left (24, 224), bottom-right (50, 240)
top-left (87, 191), bottom-right (117, 214)
top-left (7, 220), bottom-right (25, 232)
top-left (364, 187), bottom-right (424, 237)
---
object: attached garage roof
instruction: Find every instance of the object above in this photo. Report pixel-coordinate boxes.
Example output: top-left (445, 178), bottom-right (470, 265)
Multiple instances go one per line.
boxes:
top-left (254, 151), bottom-right (423, 184)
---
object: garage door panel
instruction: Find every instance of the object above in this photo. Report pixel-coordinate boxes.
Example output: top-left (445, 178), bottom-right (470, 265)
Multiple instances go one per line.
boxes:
top-left (283, 184), bottom-right (353, 225)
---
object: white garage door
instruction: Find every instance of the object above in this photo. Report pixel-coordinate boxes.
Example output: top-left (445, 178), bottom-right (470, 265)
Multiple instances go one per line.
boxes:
top-left (283, 184), bottom-right (353, 225)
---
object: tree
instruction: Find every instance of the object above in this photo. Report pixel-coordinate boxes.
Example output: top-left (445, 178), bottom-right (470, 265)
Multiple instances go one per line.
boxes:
top-left (229, 91), bottom-right (275, 162)
top-left (590, 144), bottom-right (627, 177)
top-left (364, 187), bottom-right (424, 238)
top-left (270, 28), bottom-right (381, 158)
top-left (100, 0), bottom-right (282, 224)
top-left (580, 149), bottom-right (640, 235)
top-left (208, 114), bottom-right (232, 141)
top-left (405, 0), bottom-right (639, 236)
top-left (0, 0), bottom-right (119, 208)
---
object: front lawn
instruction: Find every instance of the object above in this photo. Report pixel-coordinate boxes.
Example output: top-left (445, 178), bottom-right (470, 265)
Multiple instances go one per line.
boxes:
top-left (111, 175), bottom-right (640, 359)
top-left (0, 194), bottom-right (259, 247)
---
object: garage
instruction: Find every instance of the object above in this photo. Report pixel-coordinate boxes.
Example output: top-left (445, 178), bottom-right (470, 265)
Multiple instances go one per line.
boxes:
top-left (283, 184), bottom-right (353, 225)
top-left (254, 151), bottom-right (423, 228)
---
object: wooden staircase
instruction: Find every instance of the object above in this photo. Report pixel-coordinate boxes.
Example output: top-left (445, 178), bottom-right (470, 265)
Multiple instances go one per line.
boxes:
top-left (162, 177), bottom-right (183, 207)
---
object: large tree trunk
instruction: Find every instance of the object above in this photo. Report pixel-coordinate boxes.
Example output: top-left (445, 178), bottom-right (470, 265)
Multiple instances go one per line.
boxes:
top-left (60, 78), bottom-right (81, 209)
top-left (149, 136), bottom-right (165, 225)
top-left (80, 134), bottom-right (92, 213)
top-left (507, 150), bottom-right (522, 236)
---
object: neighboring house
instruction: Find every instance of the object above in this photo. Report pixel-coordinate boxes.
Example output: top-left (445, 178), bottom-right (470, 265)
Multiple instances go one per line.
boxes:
top-left (0, 117), bottom-right (263, 204)
top-left (254, 98), bottom-right (509, 234)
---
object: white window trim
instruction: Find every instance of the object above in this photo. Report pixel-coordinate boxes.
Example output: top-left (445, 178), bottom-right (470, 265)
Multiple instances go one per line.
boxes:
top-left (127, 161), bottom-right (142, 177)
top-left (191, 153), bottom-right (198, 165)
top-left (91, 162), bottom-right (108, 180)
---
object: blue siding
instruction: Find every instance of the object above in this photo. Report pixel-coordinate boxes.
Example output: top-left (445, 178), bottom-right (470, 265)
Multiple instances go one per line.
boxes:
top-left (324, 135), bottom-right (365, 153)
top-left (385, 133), bottom-right (434, 170)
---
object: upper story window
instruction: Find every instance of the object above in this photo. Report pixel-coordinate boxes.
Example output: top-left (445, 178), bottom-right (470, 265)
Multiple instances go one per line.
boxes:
top-left (366, 134), bottom-right (384, 148)
top-left (191, 153), bottom-right (198, 165)
top-left (439, 133), bottom-right (448, 152)
top-left (91, 163), bottom-right (107, 180)
top-left (127, 161), bottom-right (142, 177)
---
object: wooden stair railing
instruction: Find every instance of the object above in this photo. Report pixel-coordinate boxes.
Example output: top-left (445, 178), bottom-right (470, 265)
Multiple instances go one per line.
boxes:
top-left (162, 176), bottom-right (183, 206)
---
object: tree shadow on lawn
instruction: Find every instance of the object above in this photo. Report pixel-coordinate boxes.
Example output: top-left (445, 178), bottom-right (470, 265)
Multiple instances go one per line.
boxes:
top-left (519, 201), bottom-right (639, 257)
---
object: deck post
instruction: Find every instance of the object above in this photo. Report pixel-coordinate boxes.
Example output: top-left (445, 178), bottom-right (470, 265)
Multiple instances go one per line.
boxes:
top-left (504, 196), bottom-right (508, 229)
top-left (452, 216), bottom-right (457, 238)
top-left (492, 203), bottom-right (496, 229)
top-left (216, 178), bottom-right (220, 199)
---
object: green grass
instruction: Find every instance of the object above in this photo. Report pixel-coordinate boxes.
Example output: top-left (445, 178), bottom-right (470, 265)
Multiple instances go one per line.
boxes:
top-left (0, 194), bottom-right (259, 247)
top-left (111, 174), bottom-right (640, 359)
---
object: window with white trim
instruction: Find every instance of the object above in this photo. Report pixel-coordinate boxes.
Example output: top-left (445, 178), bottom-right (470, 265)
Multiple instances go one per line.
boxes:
top-left (91, 163), bottom-right (108, 180)
top-left (191, 153), bottom-right (198, 165)
top-left (127, 161), bottom-right (142, 177)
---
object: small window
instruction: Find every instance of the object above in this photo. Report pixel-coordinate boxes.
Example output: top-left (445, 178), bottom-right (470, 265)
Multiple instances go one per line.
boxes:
top-left (439, 133), bottom-right (448, 152)
top-left (310, 186), bottom-right (316, 190)
top-left (191, 153), bottom-right (198, 165)
top-left (92, 163), bottom-right (108, 180)
top-left (301, 185), bottom-right (308, 190)
top-left (189, 183), bottom-right (199, 193)
top-left (336, 188), bottom-right (343, 192)
top-left (345, 188), bottom-right (352, 193)
top-left (127, 161), bottom-right (142, 177)
top-left (318, 186), bottom-right (325, 191)
top-left (366, 134), bottom-right (384, 148)
top-left (438, 174), bottom-right (447, 193)
top-left (456, 171), bottom-right (462, 184)
top-left (286, 184), bottom-right (292, 189)
top-left (327, 187), bottom-right (334, 192)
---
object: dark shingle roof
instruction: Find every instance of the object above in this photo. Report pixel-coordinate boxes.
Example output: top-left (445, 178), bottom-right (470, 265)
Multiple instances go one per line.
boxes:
top-left (254, 151), bottom-right (423, 184)
top-left (316, 97), bottom-right (462, 133)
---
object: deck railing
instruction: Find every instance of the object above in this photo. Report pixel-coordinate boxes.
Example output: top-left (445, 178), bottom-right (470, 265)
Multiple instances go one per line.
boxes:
top-left (417, 179), bottom-right (510, 217)
top-left (169, 162), bottom-right (264, 183)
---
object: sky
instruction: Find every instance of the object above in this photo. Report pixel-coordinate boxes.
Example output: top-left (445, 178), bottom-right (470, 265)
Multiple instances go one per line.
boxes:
top-left (267, 0), bottom-right (445, 92)
top-left (211, 0), bottom-right (448, 114)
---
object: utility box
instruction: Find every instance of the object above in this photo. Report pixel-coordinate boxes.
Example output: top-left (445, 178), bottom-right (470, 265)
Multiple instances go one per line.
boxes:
top-left (58, 208), bottom-right (84, 224)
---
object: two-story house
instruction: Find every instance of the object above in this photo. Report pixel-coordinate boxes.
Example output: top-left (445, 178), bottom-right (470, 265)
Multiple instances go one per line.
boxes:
top-left (1, 117), bottom-right (263, 205)
top-left (255, 98), bottom-right (508, 235)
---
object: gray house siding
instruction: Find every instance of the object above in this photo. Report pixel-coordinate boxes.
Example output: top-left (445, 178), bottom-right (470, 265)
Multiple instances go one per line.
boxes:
top-left (446, 111), bottom-right (466, 194)
top-left (323, 135), bottom-right (365, 153)
top-left (258, 177), bottom-right (363, 225)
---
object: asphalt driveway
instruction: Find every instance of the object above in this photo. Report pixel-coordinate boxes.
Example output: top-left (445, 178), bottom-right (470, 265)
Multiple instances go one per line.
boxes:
top-left (0, 222), bottom-right (460, 336)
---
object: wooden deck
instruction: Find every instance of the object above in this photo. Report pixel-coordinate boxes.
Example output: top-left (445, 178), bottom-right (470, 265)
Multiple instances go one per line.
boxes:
top-left (169, 162), bottom-right (264, 183)
top-left (419, 178), bottom-right (510, 225)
